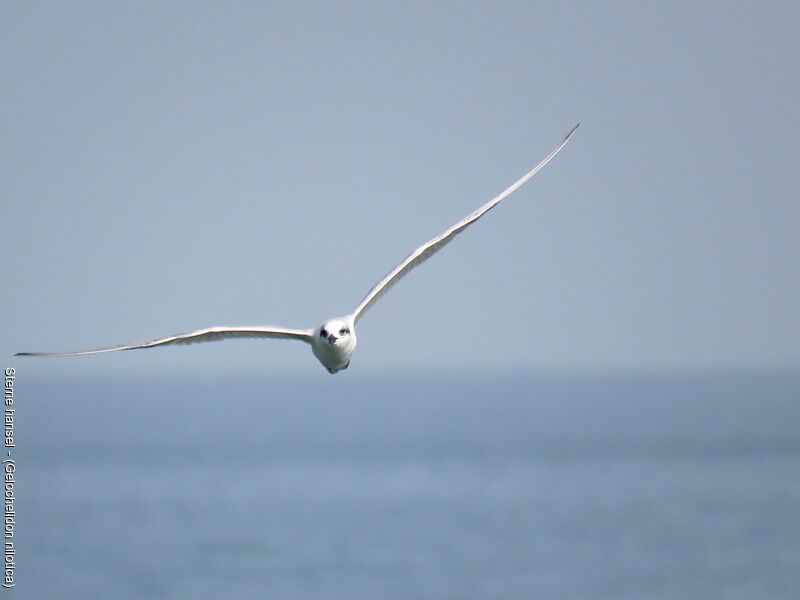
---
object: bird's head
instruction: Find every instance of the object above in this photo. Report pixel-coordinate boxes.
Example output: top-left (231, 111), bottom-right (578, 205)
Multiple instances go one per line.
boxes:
top-left (317, 318), bottom-right (354, 347)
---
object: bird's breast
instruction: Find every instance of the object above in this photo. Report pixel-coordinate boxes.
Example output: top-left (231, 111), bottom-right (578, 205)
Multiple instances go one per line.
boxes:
top-left (310, 336), bottom-right (356, 372)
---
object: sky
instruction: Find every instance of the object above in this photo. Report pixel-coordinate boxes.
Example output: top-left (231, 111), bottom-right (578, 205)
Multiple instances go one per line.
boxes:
top-left (1, 1), bottom-right (798, 376)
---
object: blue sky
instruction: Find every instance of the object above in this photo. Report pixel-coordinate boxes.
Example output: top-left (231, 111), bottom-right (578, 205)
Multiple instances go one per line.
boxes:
top-left (2, 1), bottom-right (798, 375)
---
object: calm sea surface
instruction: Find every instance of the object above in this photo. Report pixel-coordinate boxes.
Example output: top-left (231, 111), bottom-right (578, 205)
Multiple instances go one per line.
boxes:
top-left (17, 372), bottom-right (800, 599)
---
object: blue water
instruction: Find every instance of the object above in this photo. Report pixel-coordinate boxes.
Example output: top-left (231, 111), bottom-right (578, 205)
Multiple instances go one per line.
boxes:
top-left (17, 372), bottom-right (800, 598)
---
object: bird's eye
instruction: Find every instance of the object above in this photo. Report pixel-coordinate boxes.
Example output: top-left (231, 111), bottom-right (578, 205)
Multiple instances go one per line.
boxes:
top-left (320, 328), bottom-right (327, 337)
top-left (339, 327), bottom-right (348, 335)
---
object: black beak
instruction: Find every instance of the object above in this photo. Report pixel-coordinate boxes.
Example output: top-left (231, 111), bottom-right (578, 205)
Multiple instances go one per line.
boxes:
top-left (327, 334), bottom-right (338, 345)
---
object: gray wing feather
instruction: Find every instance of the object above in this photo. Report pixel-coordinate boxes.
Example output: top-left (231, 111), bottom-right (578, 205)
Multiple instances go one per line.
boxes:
top-left (16, 326), bottom-right (313, 357)
top-left (352, 123), bottom-right (579, 322)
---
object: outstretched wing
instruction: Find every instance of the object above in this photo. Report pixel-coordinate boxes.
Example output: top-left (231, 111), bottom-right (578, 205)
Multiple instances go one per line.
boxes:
top-left (352, 123), bottom-right (579, 322)
top-left (15, 325), bottom-right (314, 357)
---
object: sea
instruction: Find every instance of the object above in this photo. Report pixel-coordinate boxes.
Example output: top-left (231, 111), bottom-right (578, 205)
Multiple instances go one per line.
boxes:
top-left (16, 371), bottom-right (800, 599)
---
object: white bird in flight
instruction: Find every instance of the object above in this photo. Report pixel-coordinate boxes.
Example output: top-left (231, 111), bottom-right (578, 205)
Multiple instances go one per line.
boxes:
top-left (17, 124), bottom-right (579, 373)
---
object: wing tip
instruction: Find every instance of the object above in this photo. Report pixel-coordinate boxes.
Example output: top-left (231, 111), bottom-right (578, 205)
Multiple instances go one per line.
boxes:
top-left (565, 122), bottom-right (580, 141)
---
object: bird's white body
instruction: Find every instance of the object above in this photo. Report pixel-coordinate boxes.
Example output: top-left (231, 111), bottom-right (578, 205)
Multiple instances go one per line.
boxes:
top-left (311, 317), bottom-right (357, 374)
top-left (17, 124), bottom-right (579, 373)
